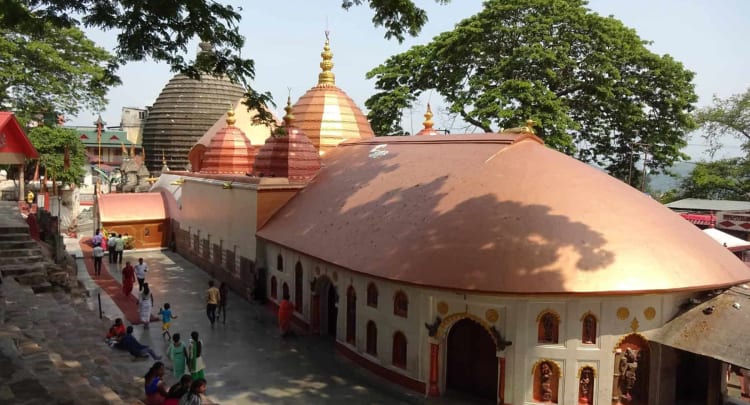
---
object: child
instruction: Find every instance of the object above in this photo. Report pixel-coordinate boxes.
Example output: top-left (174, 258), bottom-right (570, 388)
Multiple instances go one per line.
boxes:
top-left (105, 318), bottom-right (126, 346)
top-left (158, 303), bottom-right (177, 340)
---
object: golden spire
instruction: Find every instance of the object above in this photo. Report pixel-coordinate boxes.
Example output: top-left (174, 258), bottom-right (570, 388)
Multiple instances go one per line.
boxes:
top-left (283, 94), bottom-right (295, 127)
top-left (162, 150), bottom-right (166, 166)
top-left (226, 107), bottom-right (236, 126)
top-left (422, 103), bottom-right (434, 130)
top-left (317, 30), bottom-right (335, 87)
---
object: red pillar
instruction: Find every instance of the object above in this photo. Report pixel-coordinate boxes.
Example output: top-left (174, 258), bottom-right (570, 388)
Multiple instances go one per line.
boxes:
top-left (498, 355), bottom-right (506, 405)
top-left (428, 341), bottom-right (441, 396)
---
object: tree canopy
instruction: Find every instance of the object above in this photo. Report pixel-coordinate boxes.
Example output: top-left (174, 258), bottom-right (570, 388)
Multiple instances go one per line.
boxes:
top-left (0, 0), bottom-right (439, 124)
top-left (663, 158), bottom-right (750, 202)
top-left (0, 23), bottom-right (118, 119)
top-left (27, 126), bottom-right (86, 186)
top-left (365, 0), bottom-right (698, 179)
top-left (694, 87), bottom-right (750, 153)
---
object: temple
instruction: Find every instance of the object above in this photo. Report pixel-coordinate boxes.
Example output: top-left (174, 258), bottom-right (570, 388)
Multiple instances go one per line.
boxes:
top-left (100, 33), bottom-right (750, 405)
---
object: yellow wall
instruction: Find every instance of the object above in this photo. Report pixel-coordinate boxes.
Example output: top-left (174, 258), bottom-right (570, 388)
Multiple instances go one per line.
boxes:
top-left (179, 179), bottom-right (258, 262)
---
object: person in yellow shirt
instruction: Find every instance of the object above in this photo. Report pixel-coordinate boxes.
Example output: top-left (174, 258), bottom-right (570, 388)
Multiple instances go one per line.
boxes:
top-left (206, 281), bottom-right (220, 326)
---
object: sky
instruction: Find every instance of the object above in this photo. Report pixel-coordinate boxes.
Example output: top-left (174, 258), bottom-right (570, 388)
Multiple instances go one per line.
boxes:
top-left (72, 0), bottom-right (750, 161)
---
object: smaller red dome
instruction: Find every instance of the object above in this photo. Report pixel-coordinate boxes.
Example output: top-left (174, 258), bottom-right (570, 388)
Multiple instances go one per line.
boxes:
top-left (253, 126), bottom-right (321, 181)
top-left (200, 112), bottom-right (257, 174)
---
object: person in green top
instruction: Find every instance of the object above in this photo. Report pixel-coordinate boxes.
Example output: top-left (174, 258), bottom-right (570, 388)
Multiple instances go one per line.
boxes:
top-left (167, 333), bottom-right (188, 379)
top-left (188, 331), bottom-right (206, 380)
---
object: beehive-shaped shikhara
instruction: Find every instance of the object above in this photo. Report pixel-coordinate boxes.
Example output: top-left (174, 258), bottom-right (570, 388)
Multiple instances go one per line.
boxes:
top-left (291, 32), bottom-right (374, 154)
top-left (253, 97), bottom-right (321, 181)
top-left (200, 110), bottom-right (257, 175)
top-left (141, 42), bottom-right (246, 173)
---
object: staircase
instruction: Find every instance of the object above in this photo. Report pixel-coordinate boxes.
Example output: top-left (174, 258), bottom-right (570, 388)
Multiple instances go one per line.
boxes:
top-left (0, 202), bottom-right (145, 404)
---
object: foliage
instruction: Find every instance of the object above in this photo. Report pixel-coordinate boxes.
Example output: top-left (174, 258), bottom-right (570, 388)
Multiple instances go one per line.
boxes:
top-left (341, 0), bottom-right (451, 42)
top-left (365, 0), bottom-right (698, 179)
top-left (694, 88), bottom-right (750, 154)
top-left (27, 126), bottom-right (86, 186)
top-left (666, 157), bottom-right (750, 201)
top-left (0, 23), bottom-right (118, 118)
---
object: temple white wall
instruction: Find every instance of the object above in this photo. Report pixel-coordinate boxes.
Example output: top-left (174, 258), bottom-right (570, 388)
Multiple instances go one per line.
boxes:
top-left (179, 178), bottom-right (258, 263)
top-left (266, 242), bottom-right (693, 405)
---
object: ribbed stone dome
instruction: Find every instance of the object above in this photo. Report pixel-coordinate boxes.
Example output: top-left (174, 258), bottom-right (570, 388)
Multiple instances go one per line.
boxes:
top-left (141, 74), bottom-right (246, 173)
top-left (292, 33), bottom-right (374, 154)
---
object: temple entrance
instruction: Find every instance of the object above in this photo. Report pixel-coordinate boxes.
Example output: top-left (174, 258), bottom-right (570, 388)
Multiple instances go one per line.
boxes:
top-left (674, 349), bottom-right (709, 404)
top-left (312, 276), bottom-right (338, 337)
top-left (446, 318), bottom-right (497, 401)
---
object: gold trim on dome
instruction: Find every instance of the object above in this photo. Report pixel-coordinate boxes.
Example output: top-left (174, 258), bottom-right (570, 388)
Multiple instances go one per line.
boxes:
top-left (644, 307), bottom-right (656, 320)
top-left (226, 109), bottom-right (236, 126)
top-left (317, 30), bottom-right (335, 87)
top-left (437, 301), bottom-right (449, 315)
top-left (577, 365), bottom-right (597, 379)
top-left (616, 307), bottom-right (629, 320)
top-left (485, 309), bottom-right (499, 323)
top-left (423, 103), bottom-right (434, 130)
top-left (531, 359), bottom-right (562, 377)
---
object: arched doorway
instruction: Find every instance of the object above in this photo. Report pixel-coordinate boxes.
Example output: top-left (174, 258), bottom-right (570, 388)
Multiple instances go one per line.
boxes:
top-left (311, 276), bottom-right (338, 337)
top-left (446, 318), bottom-right (497, 400)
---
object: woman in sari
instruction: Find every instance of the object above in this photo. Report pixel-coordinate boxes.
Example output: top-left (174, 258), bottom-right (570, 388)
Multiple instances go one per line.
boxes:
top-left (188, 331), bottom-right (206, 380)
top-left (122, 261), bottom-right (136, 297)
top-left (144, 361), bottom-right (168, 405)
top-left (138, 283), bottom-right (154, 329)
top-left (278, 292), bottom-right (293, 337)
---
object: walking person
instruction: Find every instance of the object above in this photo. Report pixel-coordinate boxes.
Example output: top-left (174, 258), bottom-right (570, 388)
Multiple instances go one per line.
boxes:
top-left (278, 291), bottom-right (293, 337)
top-left (115, 233), bottom-right (125, 264)
top-left (217, 282), bottom-right (228, 324)
top-left (122, 261), bottom-right (136, 297)
top-left (159, 303), bottom-right (178, 340)
top-left (138, 283), bottom-right (154, 329)
top-left (205, 281), bottom-right (220, 327)
top-left (167, 333), bottom-right (189, 380)
top-left (188, 331), bottom-right (205, 380)
top-left (135, 257), bottom-right (149, 291)
top-left (92, 242), bottom-right (104, 276)
top-left (107, 233), bottom-right (118, 264)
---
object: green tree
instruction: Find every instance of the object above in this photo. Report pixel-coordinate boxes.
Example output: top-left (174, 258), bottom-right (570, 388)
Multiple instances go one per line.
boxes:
top-left (27, 126), bottom-right (86, 186)
top-left (666, 158), bottom-right (750, 201)
top-left (694, 88), bottom-right (750, 153)
top-left (1, 1), bottom-right (440, 123)
top-left (0, 23), bottom-right (118, 119)
top-left (365, 0), bottom-right (698, 179)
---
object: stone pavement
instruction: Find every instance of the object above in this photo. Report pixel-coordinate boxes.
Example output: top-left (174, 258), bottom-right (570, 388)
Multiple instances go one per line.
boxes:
top-left (67, 245), bottom-right (438, 405)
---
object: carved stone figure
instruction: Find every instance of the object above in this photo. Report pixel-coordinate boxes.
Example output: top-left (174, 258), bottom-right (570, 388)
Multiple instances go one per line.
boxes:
top-left (118, 154), bottom-right (151, 193)
top-left (578, 367), bottom-right (594, 404)
top-left (618, 348), bottom-right (639, 403)
top-left (540, 361), bottom-right (553, 402)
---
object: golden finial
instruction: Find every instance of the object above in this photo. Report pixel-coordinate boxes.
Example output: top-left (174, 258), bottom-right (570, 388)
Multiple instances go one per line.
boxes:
top-left (162, 150), bottom-right (166, 165)
top-left (422, 103), bottom-right (434, 130)
top-left (524, 119), bottom-right (537, 134)
top-left (317, 30), bottom-right (335, 87)
top-left (283, 91), bottom-right (295, 127)
top-left (226, 107), bottom-right (236, 126)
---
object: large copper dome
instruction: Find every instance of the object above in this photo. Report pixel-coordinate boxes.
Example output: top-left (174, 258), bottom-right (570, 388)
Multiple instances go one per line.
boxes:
top-left (291, 33), bottom-right (374, 154)
top-left (141, 73), bottom-right (245, 173)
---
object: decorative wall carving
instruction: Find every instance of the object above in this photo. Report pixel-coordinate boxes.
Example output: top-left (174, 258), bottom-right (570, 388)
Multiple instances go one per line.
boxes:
top-left (616, 307), bottom-right (630, 320)
top-left (643, 307), bottom-right (656, 320)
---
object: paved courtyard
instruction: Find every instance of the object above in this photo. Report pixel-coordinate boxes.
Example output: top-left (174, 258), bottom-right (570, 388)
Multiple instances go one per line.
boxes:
top-left (70, 245), bottom-right (435, 405)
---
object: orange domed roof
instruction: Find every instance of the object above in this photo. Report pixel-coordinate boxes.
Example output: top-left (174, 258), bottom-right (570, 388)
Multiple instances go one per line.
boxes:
top-left (258, 133), bottom-right (750, 295)
top-left (253, 98), bottom-right (321, 181)
top-left (415, 103), bottom-right (439, 136)
top-left (200, 111), bottom-right (257, 174)
top-left (291, 32), bottom-right (374, 154)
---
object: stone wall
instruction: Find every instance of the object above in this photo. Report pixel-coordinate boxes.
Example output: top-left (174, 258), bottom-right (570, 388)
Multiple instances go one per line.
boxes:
top-left (173, 219), bottom-right (257, 301)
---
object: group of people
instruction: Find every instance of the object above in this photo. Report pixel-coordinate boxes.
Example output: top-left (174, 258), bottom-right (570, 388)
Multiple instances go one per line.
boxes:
top-left (145, 362), bottom-right (210, 405)
top-left (91, 229), bottom-right (126, 276)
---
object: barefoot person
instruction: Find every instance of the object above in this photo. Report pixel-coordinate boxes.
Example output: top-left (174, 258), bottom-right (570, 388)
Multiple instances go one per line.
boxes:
top-left (205, 281), bottom-right (220, 326)
top-left (138, 283), bottom-right (154, 329)
top-left (135, 257), bottom-right (149, 291)
top-left (122, 261), bottom-right (136, 297)
top-left (278, 291), bottom-right (294, 337)
top-left (188, 331), bottom-right (206, 380)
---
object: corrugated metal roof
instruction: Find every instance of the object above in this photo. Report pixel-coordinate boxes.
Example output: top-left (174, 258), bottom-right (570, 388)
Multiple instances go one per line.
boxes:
top-left (645, 285), bottom-right (750, 369)
top-left (666, 198), bottom-right (750, 212)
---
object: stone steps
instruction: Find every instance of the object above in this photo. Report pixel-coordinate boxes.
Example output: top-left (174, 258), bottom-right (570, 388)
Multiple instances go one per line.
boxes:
top-left (0, 248), bottom-right (42, 258)
top-left (0, 262), bottom-right (48, 276)
top-left (1, 280), bottom-right (145, 404)
top-left (0, 226), bottom-right (29, 235)
top-left (0, 240), bottom-right (38, 249)
top-left (0, 255), bottom-right (44, 266)
top-left (0, 233), bottom-right (33, 242)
